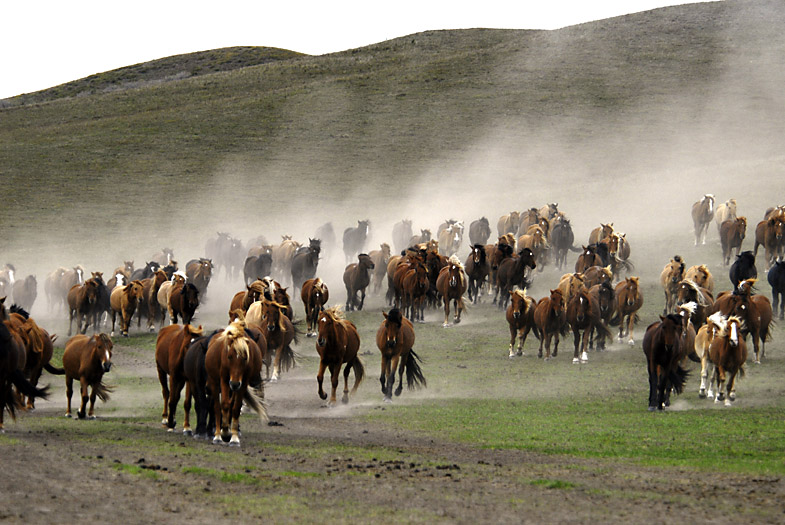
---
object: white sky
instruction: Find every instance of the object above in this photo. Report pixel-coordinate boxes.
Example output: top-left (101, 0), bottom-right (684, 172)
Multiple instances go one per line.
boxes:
top-left (1, 1), bottom-right (700, 100)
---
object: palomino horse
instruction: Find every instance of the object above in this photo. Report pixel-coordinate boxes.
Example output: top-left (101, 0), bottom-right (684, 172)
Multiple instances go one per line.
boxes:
top-left (315, 306), bottom-right (365, 405)
top-left (675, 279), bottom-right (714, 327)
top-left (534, 289), bottom-right (567, 360)
top-left (695, 312), bottom-right (725, 399)
top-left (109, 280), bottom-right (144, 337)
top-left (506, 289), bottom-right (538, 357)
top-left (494, 248), bottom-right (537, 309)
top-left (343, 253), bottom-right (375, 312)
top-left (684, 264), bottom-right (714, 294)
top-left (753, 215), bottom-right (785, 269)
top-left (301, 278), bottom-right (329, 337)
top-left (392, 220), bottom-right (413, 254)
top-left (11, 275), bottom-right (37, 312)
top-left (62, 333), bottom-right (113, 419)
top-left (465, 244), bottom-right (490, 304)
top-left (712, 279), bottom-right (772, 364)
top-left (517, 226), bottom-right (548, 269)
top-left (169, 282), bottom-right (200, 325)
top-left (67, 278), bottom-right (100, 336)
top-left (375, 308), bottom-right (425, 402)
top-left (245, 298), bottom-right (296, 381)
top-left (205, 318), bottom-right (266, 445)
top-left (0, 301), bottom-right (49, 429)
top-left (691, 194), bottom-right (715, 245)
top-left (469, 217), bottom-right (491, 246)
top-left (588, 282), bottom-right (615, 351)
top-left (768, 260), bottom-right (785, 319)
top-left (642, 314), bottom-right (688, 411)
top-left (729, 251), bottom-right (757, 289)
top-left (714, 198), bottom-right (737, 232)
top-left (567, 288), bottom-right (611, 364)
top-left (720, 216), bottom-right (747, 265)
top-left (291, 238), bottom-right (322, 297)
top-left (368, 243), bottom-right (391, 295)
top-left (156, 323), bottom-right (204, 433)
top-left (436, 255), bottom-right (467, 327)
top-left (185, 258), bottom-right (213, 298)
top-left (342, 220), bottom-right (371, 264)
top-left (437, 222), bottom-right (464, 256)
top-left (611, 277), bottom-right (643, 345)
top-left (497, 211), bottom-right (521, 236)
top-left (557, 272), bottom-right (586, 303)
top-left (708, 315), bottom-right (747, 406)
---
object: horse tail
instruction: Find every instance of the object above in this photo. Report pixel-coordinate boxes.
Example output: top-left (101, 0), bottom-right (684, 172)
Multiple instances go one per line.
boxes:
top-left (10, 369), bottom-right (49, 405)
top-left (92, 381), bottom-right (115, 403)
top-left (243, 387), bottom-right (268, 422)
top-left (44, 362), bottom-right (66, 375)
top-left (686, 350), bottom-right (701, 363)
top-left (594, 319), bottom-right (612, 339)
top-left (349, 357), bottom-right (365, 394)
top-left (404, 349), bottom-right (427, 390)
top-left (668, 364), bottom-right (690, 395)
top-left (278, 343), bottom-right (298, 374)
top-left (609, 311), bottom-right (621, 326)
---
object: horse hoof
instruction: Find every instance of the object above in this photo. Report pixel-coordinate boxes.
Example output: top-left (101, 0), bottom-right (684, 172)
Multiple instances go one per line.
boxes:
top-left (65, 413), bottom-right (72, 418)
top-left (383, 397), bottom-right (392, 404)
top-left (212, 436), bottom-right (223, 445)
top-left (88, 415), bottom-right (96, 420)
top-left (167, 427), bottom-right (175, 433)
top-left (508, 353), bottom-right (516, 359)
top-left (698, 391), bottom-right (707, 399)
top-left (572, 358), bottom-right (579, 364)
top-left (647, 406), bottom-right (656, 412)
top-left (627, 340), bottom-right (635, 346)
top-left (729, 392), bottom-right (736, 401)
top-left (183, 429), bottom-right (193, 437)
top-left (581, 352), bottom-right (589, 363)
top-left (341, 396), bottom-right (349, 404)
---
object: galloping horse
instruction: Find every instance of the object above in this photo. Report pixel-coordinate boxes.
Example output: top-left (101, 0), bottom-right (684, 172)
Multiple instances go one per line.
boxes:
top-left (343, 253), bottom-right (375, 312)
top-left (550, 215), bottom-right (578, 270)
top-left (588, 223), bottom-right (614, 245)
top-left (228, 280), bottom-right (266, 321)
top-left (392, 220), bottom-right (413, 254)
top-left (469, 217), bottom-right (491, 246)
top-left (315, 306), bottom-right (365, 405)
top-left (534, 289), bottom-right (567, 360)
top-left (157, 272), bottom-right (186, 327)
top-left (436, 255), bottom-right (467, 327)
top-left (494, 248), bottom-right (537, 309)
top-left (185, 258), bottom-right (213, 298)
top-left (368, 243), bottom-right (391, 295)
top-left (506, 289), bottom-right (538, 357)
top-left (182, 330), bottom-right (221, 439)
top-left (611, 277), bottom-right (643, 345)
top-left (11, 275), bottom-right (37, 312)
top-left (714, 198), bottom-right (737, 232)
top-left (497, 211), bottom-right (521, 236)
top-left (695, 312), bottom-right (725, 399)
top-left (753, 215), bottom-right (785, 269)
top-left (375, 308), bottom-right (425, 402)
top-left (675, 279), bottom-right (714, 327)
top-left (557, 272), bottom-right (586, 303)
top-left (156, 323), bottom-right (204, 433)
top-left (301, 278), bottom-right (329, 337)
top-left (67, 278), bottom-right (100, 336)
top-left (438, 222), bottom-right (464, 256)
top-left (62, 333), bottom-right (113, 419)
top-left (708, 315), bottom-right (747, 406)
top-left (7, 306), bottom-right (60, 410)
top-left (767, 260), bottom-right (785, 319)
top-left (169, 282), bottom-right (200, 325)
top-left (245, 298), bottom-right (296, 381)
top-left (729, 251), bottom-right (757, 289)
top-left (582, 265), bottom-right (613, 289)
top-left (720, 216), bottom-right (747, 265)
top-left (290, 238), bottom-right (321, 297)
top-left (397, 259), bottom-right (430, 322)
top-left (109, 280), bottom-right (144, 337)
top-left (691, 194), bottom-right (715, 245)
top-left (712, 279), bottom-right (772, 364)
top-left (243, 252), bottom-right (272, 286)
top-left (566, 288), bottom-right (611, 364)
top-left (684, 264), bottom-right (714, 294)
top-left (588, 282), bottom-right (615, 351)
top-left (342, 220), bottom-right (371, 264)
top-left (574, 245), bottom-right (604, 274)
top-left (205, 319), bottom-right (266, 445)
top-left (465, 244), bottom-right (490, 304)
top-left (642, 314), bottom-right (688, 411)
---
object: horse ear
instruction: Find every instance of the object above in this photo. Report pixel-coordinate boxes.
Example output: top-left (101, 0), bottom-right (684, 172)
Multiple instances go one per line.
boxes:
top-left (382, 311), bottom-right (388, 320)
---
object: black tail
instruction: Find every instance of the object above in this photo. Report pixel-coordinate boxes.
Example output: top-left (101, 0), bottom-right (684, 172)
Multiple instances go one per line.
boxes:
top-left (669, 365), bottom-right (690, 395)
top-left (44, 362), bottom-right (66, 375)
top-left (278, 344), bottom-right (299, 374)
top-left (686, 350), bottom-right (701, 363)
top-left (92, 381), bottom-right (114, 403)
top-left (404, 349), bottom-right (427, 390)
top-left (11, 369), bottom-right (49, 402)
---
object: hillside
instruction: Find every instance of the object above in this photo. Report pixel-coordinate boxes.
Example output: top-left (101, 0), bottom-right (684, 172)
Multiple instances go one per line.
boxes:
top-left (1, 0), bottom-right (784, 266)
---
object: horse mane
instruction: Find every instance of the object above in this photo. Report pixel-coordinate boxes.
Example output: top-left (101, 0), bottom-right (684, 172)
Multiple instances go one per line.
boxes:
top-left (223, 321), bottom-right (250, 360)
top-left (678, 301), bottom-right (697, 317)
top-left (707, 311), bottom-right (727, 331)
top-left (718, 315), bottom-right (745, 337)
top-left (448, 254), bottom-right (464, 271)
top-left (9, 304), bottom-right (30, 319)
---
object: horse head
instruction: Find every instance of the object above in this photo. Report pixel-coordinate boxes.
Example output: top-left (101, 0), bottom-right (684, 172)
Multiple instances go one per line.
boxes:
top-left (94, 333), bottom-right (113, 372)
top-left (222, 321), bottom-right (250, 391)
top-left (382, 308), bottom-right (403, 349)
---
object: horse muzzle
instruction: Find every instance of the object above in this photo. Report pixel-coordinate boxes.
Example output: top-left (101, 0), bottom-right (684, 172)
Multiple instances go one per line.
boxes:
top-left (103, 362), bottom-right (112, 373)
top-left (317, 337), bottom-right (326, 347)
top-left (386, 339), bottom-right (397, 349)
top-left (513, 311), bottom-right (521, 320)
top-left (229, 381), bottom-right (242, 392)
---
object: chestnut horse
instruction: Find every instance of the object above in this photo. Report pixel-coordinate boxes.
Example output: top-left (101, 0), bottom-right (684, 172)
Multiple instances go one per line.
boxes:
top-left (156, 323), bottom-right (204, 433)
top-left (720, 216), bottom-right (747, 265)
top-left (674, 279), bottom-right (714, 327)
top-left (708, 315), bottom-right (747, 406)
top-left (7, 306), bottom-right (61, 409)
top-left (659, 255), bottom-right (685, 315)
top-left (185, 258), bottom-right (213, 298)
top-left (534, 289), bottom-right (568, 360)
top-left (691, 194), bottom-right (715, 245)
top-left (62, 333), bottom-right (113, 419)
top-left (436, 255), bottom-right (467, 327)
top-left (343, 253), bottom-right (375, 311)
top-left (396, 259), bottom-right (430, 322)
top-left (245, 298), bottom-right (296, 381)
top-left (753, 215), bottom-right (785, 269)
top-left (712, 279), bottom-right (772, 363)
top-left (109, 280), bottom-right (144, 337)
top-left (205, 319), bottom-right (266, 445)
top-left (67, 278), bottom-right (100, 336)
top-left (375, 308), bottom-right (425, 402)
top-left (506, 289), bottom-right (538, 358)
top-left (642, 314), bottom-right (688, 411)
top-left (610, 277), bottom-right (643, 345)
top-left (301, 277), bottom-right (329, 337)
top-left (566, 288), bottom-right (611, 364)
top-left (315, 306), bottom-right (365, 405)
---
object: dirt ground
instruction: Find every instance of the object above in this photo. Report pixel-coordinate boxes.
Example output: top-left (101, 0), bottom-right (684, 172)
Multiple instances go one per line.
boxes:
top-left (2, 327), bottom-right (784, 525)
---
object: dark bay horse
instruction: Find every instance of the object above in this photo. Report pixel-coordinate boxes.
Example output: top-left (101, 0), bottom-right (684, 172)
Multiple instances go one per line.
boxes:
top-left (62, 333), bottom-right (113, 419)
top-left (67, 279), bottom-right (100, 336)
top-left (754, 216), bottom-right (785, 269)
top-left (375, 308), bottom-right (425, 402)
top-left (534, 289), bottom-right (568, 360)
top-left (495, 248), bottom-right (537, 309)
top-left (720, 216), bottom-right (747, 265)
top-left (315, 306), bottom-right (365, 405)
top-left (291, 238), bottom-right (321, 297)
top-left (436, 256), bottom-right (467, 327)
top-left (301, 278), bottom-right (329, 337)
top-left (205, 319), bottom-right (266, 445)
top-left (729, 251), bottom-right (757, 289)
top-left (465, 244), bottom-right (490, 304)
top-left (397, 259), bottom-right (430, 322)
top-left (243, 253), bottom-right (272, 286)
top-left (567, 288), bottom-right (611, 364)
top-left (550, 215), bottom-right (578, 270)
top-left (675, 279), bottom-right (714, 327)
top-left (169, 282), bottom-right (200, 325)
top-left (691, 194), bottom-right (715, 246)
top-left (713, 279), bottom-right (772, 364)
top-left (611, 277), bottom-right (644, 345)
top-left (506, 289), bottom-right (538, 358)
top-left (767, 260), bottom-right (785, 319)
top-left (469, 217), bottom-right (491, 246)
top-left (708, 315), bottom-right (747, 406)
top-left (588, 282), bottom-right (615, 351)
top-left (343, 253), bottom-right (375, 312)
top-left (183, 329), bottom-right (221, 439)
top-left (156, 323), bottom-right (204, 433)
top-left (642, 314), bottom-right (688, 411)
top-left (7, 307), bottom-right (60, 409)
top-left (342, 220), bottom-right (370, 264)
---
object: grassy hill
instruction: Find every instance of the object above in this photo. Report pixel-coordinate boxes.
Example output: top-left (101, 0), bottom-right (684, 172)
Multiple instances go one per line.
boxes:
top-left (1, 0), bottom-right (784, 268)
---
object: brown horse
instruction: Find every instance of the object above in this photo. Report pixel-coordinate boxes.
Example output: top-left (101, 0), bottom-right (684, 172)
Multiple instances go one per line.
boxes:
top-left (588, 223), bottom-right (614, 245)
top-left (753, 215), bottom-right (785, 269)
top-left (712, 279), bottom-right (772, 363)
top-left (574, 245), bottom-right (603, 274)
top-left (315, 306), bottom-right (365, 405)
top-left (437, 222), bottom-right (464, 256)
top-left (7, 307), bottom-right (60, 409)
top-left (684, 264), bottom-right (714, 294)
top-left (534, 289), bottom-right (568, 360)
top-left (611, 277), bottom-right (643, 345)
top-left (156, 273), bottom-right (186, 326)
top-left (436, 255), bottom-right (467, 327)
top-left (109, 280), bottom-right (144, 337)
top-left (375, 308), bottom-right (425, 402)
top-left (368, 243), bottom-right (391, 295)
top-left (720, 216), bottom-right (747, 265)
top-left (67, 278), bottom-right (100, 336)
top-left (487, 241), bottom-right (514, 302)
top-left (156, 323), bottom-right (204, 433)
top-left (714, 198), bottom-right (737, 232)
top-left (497, 211), bottom-right (521, 236)
top-left (691, 194), bottom-right (715, 245)
top-left (301, 277), bottom-right (329, 337)
top-left (46, 265), bottom-right (85, 313)
top-left (566, 288), bottom-right (611, 364)
top-left (245, 298), bottom-right (296, 381)
top-left (228, 280), bottom-right (267, 321)
top-left (557, 272), bottom-right (586, 303)
top-left (185, 258), bottom-right (213, 298)
top-left (708, 315), bottom-right (747, 406)
top-left (205, 318), bottom-right (266, 445)
top-left (62, 333), bottom-right (113, 419)
top-left (517, 227), bottom-right (548, 269)
top-left (660, 256), bottom-right (685, 315)
top-left (343, 253), bottom-right (375, 312)
top-left (169, 282), bottom-right (200, 325)
top-left (582, 265), bottom-right (613, 289)
top-left (397, 259), bottom-right (430, 322)
top-left (142, 269), bottom-right (169, 331)
top-left (588, 282), bottom-right (615, 351)
top-left (506, 289), bottom-right (538, 358)
top-left (675, 279), bottom-right (714, 327)
top-left (495, 248), bottom-right (537, 309)
top-left (642, 314), bottom-right (688, 411)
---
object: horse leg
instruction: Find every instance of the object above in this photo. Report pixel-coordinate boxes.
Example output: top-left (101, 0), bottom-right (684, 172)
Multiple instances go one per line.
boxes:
top-left (380, 355), bottom-right (388, 397)
top-left (580, 327), bottom-right (590, 363)
top-left (537, 332), bottom-right (544, 359)
top-left (647, 367), bottom-right (658, 411)
top-left (572, 328), bottom-right (581, 363)
top-left (87, 384), bottom-right (98, 419)
top-left (229, 390), bottom-right (243, 446)
top-left (752, 332), bottom-right (761, 364)
top-left (442, 298), bottom-right (450, 327)
top-left (341, 361), bottom-right (353, 404)
top-left (219, 383), bottom-right (232, 442)
top-left (714, 367), bottom-right (727, 403)
top-left (454, 298), bottom-right (463, 324)
top-left (183, 381), bottom-right (193, 436)
top-left (271, 345), bottom-right (283, 382)
top-left (552, 333), bottom-right (559, 358)
top-left (627, 314), bottom-right (636, 346)
top-left (78, 377), bottom-right (89, 419)
top-left (167, 375), bottom-right (184, 431)
top-left (329, 363), bottom-right (341, 405)
top-left (699, 354), bottom-right (709, 398)
top-left (65, 376), bottom-right (74, 417)
top-left (359, 288), bottom-right (366, 311)
top-left (508, 324), bottom-right (518, 358)
top-left (111, 311), bottom-right (117, 337)
top-left (316, 360), bottom-right (328, 401)
top-left (157, 367), bottom-right (170, 426)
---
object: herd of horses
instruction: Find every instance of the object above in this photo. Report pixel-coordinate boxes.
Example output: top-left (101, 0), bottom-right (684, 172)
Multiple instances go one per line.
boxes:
top-left (1, 197), bottom-right (782, 443)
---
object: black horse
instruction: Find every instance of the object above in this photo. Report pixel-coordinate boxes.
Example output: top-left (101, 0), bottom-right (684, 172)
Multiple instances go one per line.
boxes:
top-left (469, 217), bottom-right (491, 246)
top-left (130, 261), bottom-right (160, 281)
top-left (343, 220), bottom-right (370, 264)
top-left (494, 248), bottom-right (537, 309)
top-left (642, 314), bottom-right (689, 411)
top-left (768, 259), bottom-right (785, 319)
top-left (291, 239), bottom-right (321, 297)
top-left (243, 253), bottom-right (273, 286)
top-left (182, 330), bottom-right (220, 439)
top-left (729, 250), bottom-right (757, 290)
